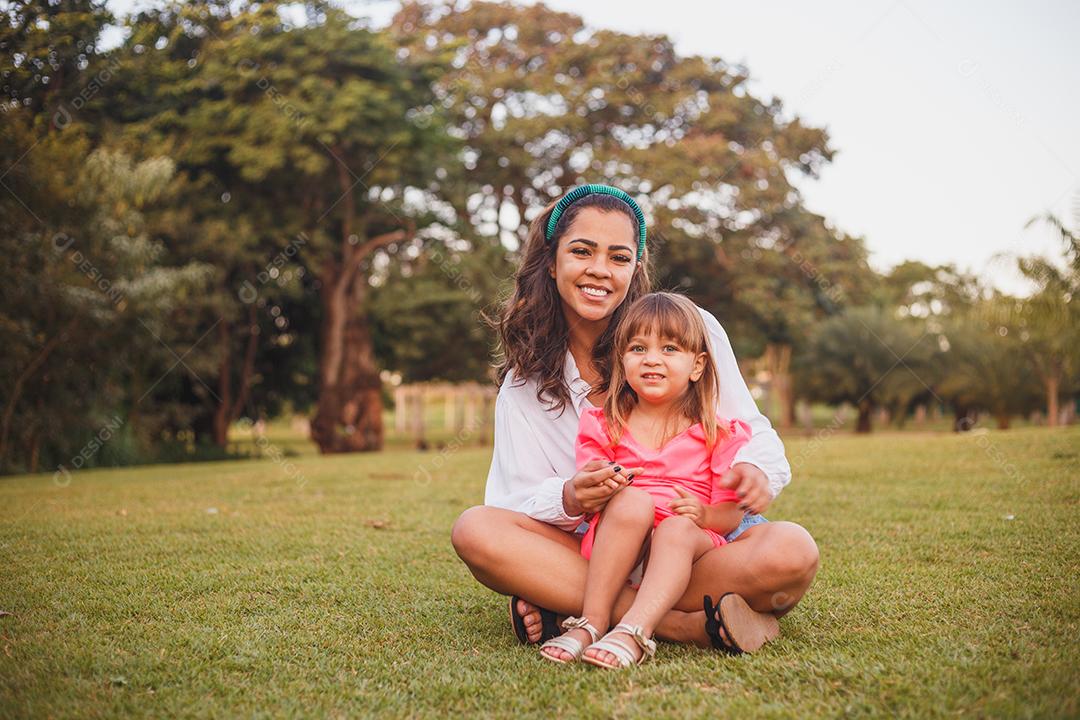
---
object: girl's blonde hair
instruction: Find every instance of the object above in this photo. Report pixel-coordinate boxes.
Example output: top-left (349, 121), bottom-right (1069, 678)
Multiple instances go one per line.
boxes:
top-left (603, 292), bottom-right (725, 449)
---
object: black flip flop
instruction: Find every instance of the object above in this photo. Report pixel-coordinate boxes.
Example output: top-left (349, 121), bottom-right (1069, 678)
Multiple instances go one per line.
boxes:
top-left (704, 593), bottom-right (781, 655)
top-left (704, 594), bottom-right (742, 655)
top-left (509, 595), bottom-right (561, 645)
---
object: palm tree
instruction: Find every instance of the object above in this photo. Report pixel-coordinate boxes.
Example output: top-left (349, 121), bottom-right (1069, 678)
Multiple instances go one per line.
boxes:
top-left (1015, 203), bottom-right (1080, 426)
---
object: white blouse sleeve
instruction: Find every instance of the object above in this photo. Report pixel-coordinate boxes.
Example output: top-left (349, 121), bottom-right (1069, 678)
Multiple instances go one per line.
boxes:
top-left (483, 387), bottom-right (586, 531)
top-left (698, 307), bottom-right (792, 499)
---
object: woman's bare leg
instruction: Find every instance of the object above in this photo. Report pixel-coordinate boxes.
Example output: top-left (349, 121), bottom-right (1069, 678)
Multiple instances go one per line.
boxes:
top-left (543, 488), bottom-right (654, 661)
top-left (676, 521), bottom-right (820, 617)
top-left (585, 515), bottom-right (713, 666)
top-left (450, 506), bottom-right (819, 647)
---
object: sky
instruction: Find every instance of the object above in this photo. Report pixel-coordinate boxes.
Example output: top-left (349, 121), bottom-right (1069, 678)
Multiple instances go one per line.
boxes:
top-left (104, 0), bottom-right (1080, 294)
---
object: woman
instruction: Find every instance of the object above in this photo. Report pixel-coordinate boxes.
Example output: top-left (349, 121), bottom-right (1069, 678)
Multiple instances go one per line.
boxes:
top-left (451, 184), bottom-right (819, 653)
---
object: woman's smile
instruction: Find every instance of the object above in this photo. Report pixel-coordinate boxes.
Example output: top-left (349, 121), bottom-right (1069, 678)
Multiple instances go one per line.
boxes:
top-left (578, 283), bottom-right (613, 301)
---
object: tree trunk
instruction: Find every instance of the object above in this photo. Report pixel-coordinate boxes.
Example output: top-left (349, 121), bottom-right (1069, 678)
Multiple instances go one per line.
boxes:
top-left (1045, 372), bottom-right (1060, 428)
top-left (212, 320), bottom-right (233, 447)
top-left (310, 262), bottom-right (384, 452)
top-left (994, 413), bottom-right (1011, 430)
top-left (0, 328), bottom-right (68, 472)
top-left (953, 406), bottom-right (974, 432)
top-left (212, 304), bottom-right (260, 447)
top-left (309, 148), bottom-right (410, 454)
top-left (856, 400), bottom-right (873, 433)
top-left (763, 343), bottom-right (794, 429)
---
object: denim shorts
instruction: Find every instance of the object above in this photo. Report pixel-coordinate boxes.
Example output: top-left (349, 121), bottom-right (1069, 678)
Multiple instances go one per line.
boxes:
top-left (726, 512), bottom-right (769, 541)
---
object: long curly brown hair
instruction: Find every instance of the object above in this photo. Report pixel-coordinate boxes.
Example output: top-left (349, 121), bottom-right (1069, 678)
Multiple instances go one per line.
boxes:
top-left (492, 192), bottom-right (652, 413)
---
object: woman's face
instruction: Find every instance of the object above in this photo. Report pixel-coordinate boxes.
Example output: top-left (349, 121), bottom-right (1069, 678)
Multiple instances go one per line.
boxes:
top-left (549, 207), bottom-right (638, 327)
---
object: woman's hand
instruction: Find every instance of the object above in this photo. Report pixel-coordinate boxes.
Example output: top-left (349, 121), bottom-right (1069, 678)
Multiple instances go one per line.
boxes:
top-left (717, 462), bottom-right (772, 515)
top-left (562, 459), bottom-right (643, 516)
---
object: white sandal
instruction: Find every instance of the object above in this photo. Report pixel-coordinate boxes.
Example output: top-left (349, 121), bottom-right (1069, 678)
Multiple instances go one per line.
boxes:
top-left (581, 623), bottom-right (657, 669)
top-left (539, 616), bottom-right (601, 664)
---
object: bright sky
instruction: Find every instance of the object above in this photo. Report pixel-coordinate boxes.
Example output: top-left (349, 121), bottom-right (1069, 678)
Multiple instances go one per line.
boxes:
top-left (105, 0), bottom-right (1080, 294)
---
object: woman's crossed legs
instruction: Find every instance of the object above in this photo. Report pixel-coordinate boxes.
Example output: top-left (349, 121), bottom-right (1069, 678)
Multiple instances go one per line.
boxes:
top-left (450, 499), bottom-right (819, 649)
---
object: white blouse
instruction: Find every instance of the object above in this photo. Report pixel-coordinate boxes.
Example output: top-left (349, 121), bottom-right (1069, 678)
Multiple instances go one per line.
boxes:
top-left (483, 306), bottom-right (792, 531)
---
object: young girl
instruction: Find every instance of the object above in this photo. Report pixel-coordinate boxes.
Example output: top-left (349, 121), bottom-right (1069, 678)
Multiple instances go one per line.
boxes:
top-left (540, 292), bottom-right (772, 668)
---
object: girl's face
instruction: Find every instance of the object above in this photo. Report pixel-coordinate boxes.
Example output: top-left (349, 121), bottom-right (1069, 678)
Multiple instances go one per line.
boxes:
top-left (622, 330), bottom-right (706, 406)
top-left (549, 207), bottom-right (638, 326)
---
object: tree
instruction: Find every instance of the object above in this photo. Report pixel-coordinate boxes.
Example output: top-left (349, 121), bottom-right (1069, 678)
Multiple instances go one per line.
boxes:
top-left (370, 238), bottom-right (512, 383)
top-left (389, 0), bottom-right (834, 313)
top-left (727, 209), bottom-right (876, 426)
top-left (797, 306), bottom-right (936, 432)
top-left (935, 305), bottom-right (1042, 429)
top-left (0, 126), bottom-right (208, 472)
top-left (1010, 209), bottom-right (1080, 426)
top-left (1, 0), bottom-right (212, 473)
top-left (0, 0), bottom-right (113, 119)
top-left (879, 260), bottom-right (987, 319)
top-left (107, 0), bottom-right (454, 452)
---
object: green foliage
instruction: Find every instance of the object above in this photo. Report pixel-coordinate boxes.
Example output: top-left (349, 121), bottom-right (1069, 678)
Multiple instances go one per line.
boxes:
top-left (934, 305), bottom-right (1043, 427)
top-left (0, 0), bottom-right (113, 117)
top-left (796, 306), bottom-right (938, 431)
top-left (1014, 212), bottom-right (1080, 394)
top-left (879, 260), bottom-right (987, 318)
top-left (370, 238), bottom-right (512, 383)
top-left (0, 117), bottom-right (211, 473)
top-left (2, 0), bottom-right (1075, 467)
top-left (390, 1), bottom-right (840, 334)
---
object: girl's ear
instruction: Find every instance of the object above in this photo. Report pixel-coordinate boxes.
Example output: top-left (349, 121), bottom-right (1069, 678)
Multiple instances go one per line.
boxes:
top-left (689, 352), bottom-right (707, 382)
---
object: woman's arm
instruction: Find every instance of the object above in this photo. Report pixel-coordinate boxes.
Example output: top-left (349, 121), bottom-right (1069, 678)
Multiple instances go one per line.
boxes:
top-left (697, 307), bottom-right (792, 499)
top-left (483, 390), bottom-right (586, 531)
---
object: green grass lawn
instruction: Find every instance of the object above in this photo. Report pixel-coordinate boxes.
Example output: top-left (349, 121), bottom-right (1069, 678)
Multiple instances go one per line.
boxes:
top-left (1, 426), bottom-right (1077, 718)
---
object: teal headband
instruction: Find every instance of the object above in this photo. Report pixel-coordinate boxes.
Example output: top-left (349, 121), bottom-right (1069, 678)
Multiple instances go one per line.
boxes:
top-left (545, 184), bottom-right (647, 260)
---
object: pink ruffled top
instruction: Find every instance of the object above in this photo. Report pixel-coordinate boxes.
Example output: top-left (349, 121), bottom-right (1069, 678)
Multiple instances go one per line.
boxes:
top-left (575, 406), bottom-right (752, 558)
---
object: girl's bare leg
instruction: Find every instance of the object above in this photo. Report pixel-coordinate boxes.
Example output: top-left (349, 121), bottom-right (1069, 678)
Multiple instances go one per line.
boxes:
top-left (543, 488), bottom-right (654, 661)
top-left (451, 506), bottom-right (819, 647)
top-left (584, 515), bottom-right (714, 666)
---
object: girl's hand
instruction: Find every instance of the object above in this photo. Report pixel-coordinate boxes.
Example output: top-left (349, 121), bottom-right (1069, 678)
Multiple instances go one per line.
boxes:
top-left (563, 459), bottom-right (644, 516)
top-left (668, 485), bottom-right (707, 527)
top-left (717, 462), bottom-right (772, 515)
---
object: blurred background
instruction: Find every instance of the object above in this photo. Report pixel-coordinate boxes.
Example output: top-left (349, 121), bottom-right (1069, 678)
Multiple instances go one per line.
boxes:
top-left (2, 0), bottom-right (1077, 475)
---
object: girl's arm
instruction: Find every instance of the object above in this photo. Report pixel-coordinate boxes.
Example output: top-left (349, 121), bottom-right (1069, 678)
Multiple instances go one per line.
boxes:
top-left (697, 307), bottom-right (792, 499)
top-left (702, 501), bottom-right (744, 538)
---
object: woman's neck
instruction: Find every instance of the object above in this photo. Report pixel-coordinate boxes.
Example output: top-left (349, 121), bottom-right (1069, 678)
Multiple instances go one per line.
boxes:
top-left (567, 316), bottom-right (608, 385)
